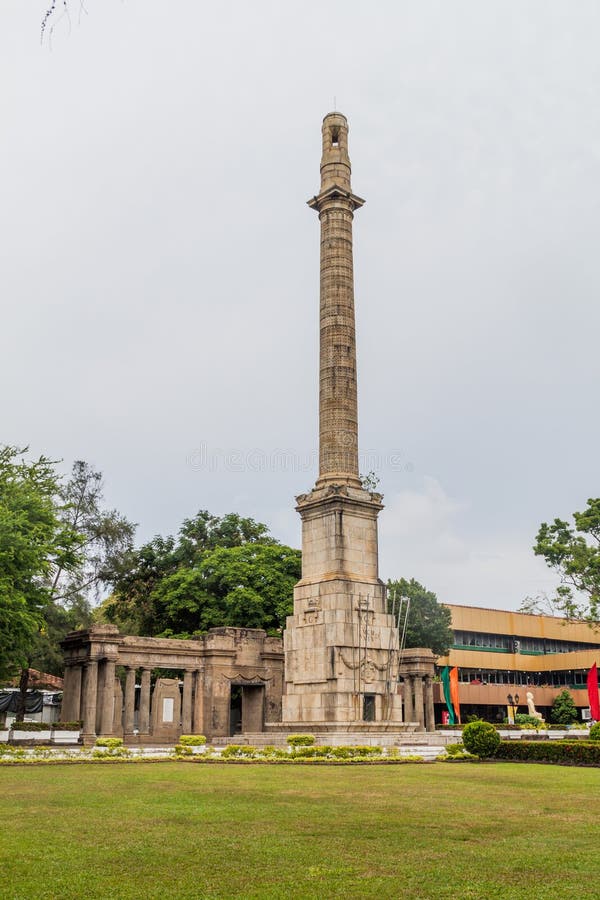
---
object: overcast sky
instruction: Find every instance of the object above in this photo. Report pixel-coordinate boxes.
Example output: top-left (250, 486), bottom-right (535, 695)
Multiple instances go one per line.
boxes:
top-left (2, 2), bottom-right (599, 610)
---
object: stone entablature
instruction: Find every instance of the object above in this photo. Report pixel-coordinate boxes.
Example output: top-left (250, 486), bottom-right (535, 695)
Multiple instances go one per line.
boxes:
top-left (61, 625), bottom-right (283, 743)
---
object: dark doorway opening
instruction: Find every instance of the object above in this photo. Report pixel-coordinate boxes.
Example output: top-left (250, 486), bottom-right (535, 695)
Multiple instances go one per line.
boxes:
top-left (363, 693), bottom-right (376, 722)
top-left (229, 685), bottom-right (242, 735)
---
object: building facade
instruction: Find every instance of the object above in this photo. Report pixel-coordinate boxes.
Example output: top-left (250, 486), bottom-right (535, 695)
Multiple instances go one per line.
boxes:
top-left (436, 604), bottom-right (600, 721)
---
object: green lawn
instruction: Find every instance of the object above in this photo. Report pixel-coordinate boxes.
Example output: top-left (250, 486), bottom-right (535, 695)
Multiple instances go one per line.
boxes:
top-left (1, 762), bottom-right (599, 899)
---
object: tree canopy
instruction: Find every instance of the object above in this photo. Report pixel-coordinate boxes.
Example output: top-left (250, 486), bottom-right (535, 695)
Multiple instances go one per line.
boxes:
top-left (0, 447), bottom-right (82, 682)
top-left (387, 577), bottom-right (453, 656)
top-left (533, 498), bottom-right (600, 623)
top-left (101, 511), bottom-right (300, 637)
top-left (0, 451), bottom-right (135, 700)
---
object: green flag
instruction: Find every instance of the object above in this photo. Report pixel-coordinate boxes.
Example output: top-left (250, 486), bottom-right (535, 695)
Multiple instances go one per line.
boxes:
top-left (441, 666), bottom-right (455, 725)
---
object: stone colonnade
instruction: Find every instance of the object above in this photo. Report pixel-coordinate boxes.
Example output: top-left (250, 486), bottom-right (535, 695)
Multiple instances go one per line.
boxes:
top-left (61, 625), bottom-right (284, 744)
top-left (399, 648), bottom-right (437, 733)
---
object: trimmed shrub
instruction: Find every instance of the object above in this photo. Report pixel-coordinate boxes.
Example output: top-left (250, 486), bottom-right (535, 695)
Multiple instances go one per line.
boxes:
top-left (221, 745), bottom-right (256, 758)
top-left (496, 740), bottom-right (600, 766)
top-left (588, 723), bottom-right (600, 742)
top-left (93, 737), bottom-right (129, 758)
top-left (53, 722), bottom-right (82, 731)
top-left (179, 735), bottom-right (207, 746)
top-left (445, 742), bottom-right (465, 757)
top-left (174, 744), bottom-right (192, 756)
top-left (95, 738), bottom-right (124, 750)
top-left (286, 734), bottom-right (315, 746)
top-left (10, 721), bottom-right (52, 732)
top-left (514, 714), bottom-right (544, 727)
top-left (462, 721), bottom-right (501, 759)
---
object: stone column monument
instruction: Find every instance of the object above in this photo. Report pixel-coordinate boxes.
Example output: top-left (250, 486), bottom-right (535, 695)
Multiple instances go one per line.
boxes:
top-left (282, 113), bottom-right (404, 727)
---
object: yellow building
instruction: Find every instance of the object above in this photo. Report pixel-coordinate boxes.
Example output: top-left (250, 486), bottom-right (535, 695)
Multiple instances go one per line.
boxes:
top-left (435, 604), bottom-right (600, 722)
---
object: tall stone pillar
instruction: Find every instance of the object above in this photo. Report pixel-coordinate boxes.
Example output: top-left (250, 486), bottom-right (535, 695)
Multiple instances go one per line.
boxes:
top-left (281, 113), bottom-right (402, 727)
top-left (309, 113), bottom-right (363, 488)
top-left (413, 675), bottom-right (425, 732)
top-left (81, 659), bottom-right (98, 739)
top-left (99, 659), bottom-right (116, 736)
top-left (193, 668), bottom-right (204, 735)
top-left (425, 676), bottom-right (435, 733)
top-left (124, 667), bottom-right (136, 733)
top-left (139, 669), bottom-right (151, 734)
top-left (182, 670), bottom-right (193, 734)
top-left (403, 676), bottom-right (414, 725)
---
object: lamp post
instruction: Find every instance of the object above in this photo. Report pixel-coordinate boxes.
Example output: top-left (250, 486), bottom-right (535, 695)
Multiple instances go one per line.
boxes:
top-left (507, 692), bottom-right (520, 725)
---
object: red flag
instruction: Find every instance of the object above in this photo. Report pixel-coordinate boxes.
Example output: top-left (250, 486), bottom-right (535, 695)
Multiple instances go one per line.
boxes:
top-left (587, 663), bottom-right (600, 721)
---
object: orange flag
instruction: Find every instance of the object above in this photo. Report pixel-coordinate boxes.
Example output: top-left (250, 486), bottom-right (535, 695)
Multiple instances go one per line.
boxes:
top-left (449, 666), bottom-right (461, 724)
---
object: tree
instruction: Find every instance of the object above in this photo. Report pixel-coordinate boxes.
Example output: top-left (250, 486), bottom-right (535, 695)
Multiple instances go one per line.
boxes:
top-left (149, 543), bottom-right (301, 636)
top-left (0, 446), bottom-right (82, 684)
top-left (534, 499), bottom-right (600, 623)
top-left (51, 461), bottom-right (135, 607)
top-left (2, 455), bottom-right (135, 715)
top-left (550, 689), bottom-right (578, 725)
top-left (102, 510), bottom-right (298, 637)
top-left (387, 578), bottom-right (453, 655)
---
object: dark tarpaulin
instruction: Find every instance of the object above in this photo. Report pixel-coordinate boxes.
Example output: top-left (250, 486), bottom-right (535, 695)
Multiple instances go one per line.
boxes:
top-left (0, 690), bottom-right (44, 714)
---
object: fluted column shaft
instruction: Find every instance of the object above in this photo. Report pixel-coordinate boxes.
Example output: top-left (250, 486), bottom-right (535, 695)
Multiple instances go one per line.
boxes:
top-left (139, 669), bottom-right (151, 734)
top-left (99, 659), bottom-right (116, 736)
top-left (81, 660), bottom-right (98, 737)
top-left (403, 675), bottom-right (414, 724)
top-left (424, 676), bottom-right (435, 732)
top-left (193, 668), bottom-right (204, 735)
top-left (124, 667), bottom-right (136, 733)
top-left (309, 112), bottom-right (364, 487)
top-left (413, 675), bottom-right (425, 732)
top-left (182, 670), bottom-right (193, 734)
top-left (62, 664), bottom-right (82, 722)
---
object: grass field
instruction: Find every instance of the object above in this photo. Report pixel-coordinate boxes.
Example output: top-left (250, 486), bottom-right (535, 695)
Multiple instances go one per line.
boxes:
top-left (1, 761), bottom-right (600, 899)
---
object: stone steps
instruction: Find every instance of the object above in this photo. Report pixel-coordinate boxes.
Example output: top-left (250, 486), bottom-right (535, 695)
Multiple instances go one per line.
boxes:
top-left (216, 731), bottom-right (446, 748)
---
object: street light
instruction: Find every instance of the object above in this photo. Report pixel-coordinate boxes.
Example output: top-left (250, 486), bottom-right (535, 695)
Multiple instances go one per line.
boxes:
top-left (507, 692), bottom-right (520, 723)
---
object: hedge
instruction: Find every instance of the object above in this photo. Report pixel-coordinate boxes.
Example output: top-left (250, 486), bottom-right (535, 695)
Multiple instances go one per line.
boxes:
top-left (179, 735), bottom-right (206, 746)
top-left (286, 734), bottom-right (315, 746)
top-left (495, 740), bottom-right (600, 766)
top-left (10, 722), bottom-right (53, 732)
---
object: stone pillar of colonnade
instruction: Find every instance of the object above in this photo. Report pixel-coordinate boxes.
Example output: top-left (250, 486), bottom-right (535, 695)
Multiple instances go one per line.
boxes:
top-left (139, 669), bottom-right (151, 734)
top-left (413, 675), bottom-right (425, 732)
top-left (424, 676), bottom-right (436, 733)
top-left (182, 670), bottom-right (194, 734)
top-left (403, 675), bottom-right (414, 725)
top-left (99, 658), bottom-right (117, 736)
top-left (193, 668), bottom-right (205, 735)
top-left (81, 659), bottom-right (99, 741)
top-left (61, 663), bottom-right (83, 722)
top-left (124, 667), bottom-right (136, 734)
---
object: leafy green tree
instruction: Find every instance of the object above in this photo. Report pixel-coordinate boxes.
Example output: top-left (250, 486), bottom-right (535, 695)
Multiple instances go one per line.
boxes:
top-left (102, 511), bottom-right (297, 637)
top-left (0, 446), bottom-right (82, 684)
top-left (387, 578), bottom-right (453, 655)
top-left (550, 689), bottom-right (578, 725)
top-left (15, 460), bottom-right (135, 705)
top-left (534, 499), bottom-right (600, 622)
top-left (150, 543), bottom-right (301, 636)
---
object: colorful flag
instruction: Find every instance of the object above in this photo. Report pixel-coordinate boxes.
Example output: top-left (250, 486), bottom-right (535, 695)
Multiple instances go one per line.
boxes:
top-left (441, 666), bottom-right (455, 725)
top-left (449, 666), bottom-right (461, 725)
top-left (587, 663), bottom-right (600, 721)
